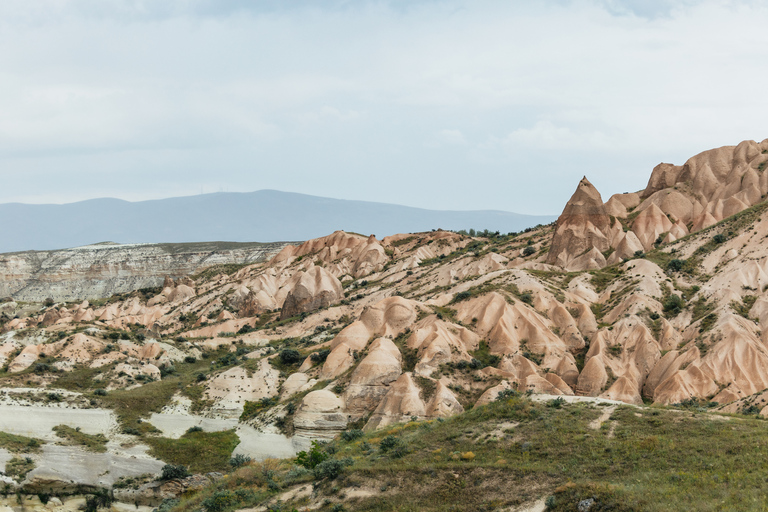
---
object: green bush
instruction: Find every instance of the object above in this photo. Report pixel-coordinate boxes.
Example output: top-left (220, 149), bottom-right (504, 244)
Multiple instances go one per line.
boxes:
top-left (160, 464), bottom-right (189, 480)
top-left (379, 435), bottom-right (399, 452)
top-left (495, 389), bottom-right (519, 401)
top-left (663, 294), bottom-right (685, 316)
top-left (201, 490), bottom-right (237, 512)
top-left (522, 246), bottom-right (536, 257)
top-left (713, 233), bottom-right (727, 244)
top-left (667, 259), bottom-right (684, 272)
top-left (154, 499), bottom-right (179, 512)
top-left (341, 429), bottom-right (364, 442)
top-left (229, 453), bottom-right (252, 468)
top-left (310, 348), bottom-right (331, 363)
top-left (279, 349), bottom-right (302, 365)
top-left (313, 457), bottom-right (353, 480)
top-left (296, 441), bottom-right (329, 469)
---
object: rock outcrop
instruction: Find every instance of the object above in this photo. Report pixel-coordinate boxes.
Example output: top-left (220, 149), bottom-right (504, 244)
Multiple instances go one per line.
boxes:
top-left (546, 177), bottom-right (615, 271)
top-left (293, 390), bottom-right (349, 440)
top-left (280, 266), bottom-right (343, 319)
top-left (0, 241), bottom-right (286, 302)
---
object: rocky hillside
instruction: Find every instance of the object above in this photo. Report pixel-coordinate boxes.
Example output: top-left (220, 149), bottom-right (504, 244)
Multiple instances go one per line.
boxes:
top-left (548, 139), bottom-right (768, 270)
top-left (0, 241), bottom-right (288, 302)
top-left (2, 139), bottom-right (768, 510)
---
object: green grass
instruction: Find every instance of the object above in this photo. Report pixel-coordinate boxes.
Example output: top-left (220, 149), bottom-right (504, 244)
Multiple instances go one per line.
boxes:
top-left (100, 378), bottom-right (181, 433)
top-left (167, 396), bottom-right (768, 511)
top-left (5, 456), bottom-right (35, 480)
top-left (54, 364), bottom-right (110, 391)
top-left (145, 429), bottom-right (240, 474)
top-left (0, 431), bottom-right (42, 453)
top-left (52, 424), bottom-right (108, 452)
top-left (589, 266), bottom-right (624, 293)
top-left (96, 347), bottom-right (231, 433)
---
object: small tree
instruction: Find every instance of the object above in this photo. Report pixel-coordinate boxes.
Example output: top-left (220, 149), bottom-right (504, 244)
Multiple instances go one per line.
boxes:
top-left (667, 259), bottom-right (684, 272)
top-left (296, 441), bottom-right (328, 469)
top-left (279, 349), bottom-right (302, 365)
top-left (160, 464), bottom-right (189, 480)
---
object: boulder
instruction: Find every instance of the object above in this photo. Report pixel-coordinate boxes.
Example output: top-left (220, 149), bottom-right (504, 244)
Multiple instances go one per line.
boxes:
top-left (293, 390), bottom-right (348, 440)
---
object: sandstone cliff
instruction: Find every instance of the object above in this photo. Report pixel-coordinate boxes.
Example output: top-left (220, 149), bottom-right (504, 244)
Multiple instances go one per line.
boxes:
top-left (0, 241), bottom-right (288, 302)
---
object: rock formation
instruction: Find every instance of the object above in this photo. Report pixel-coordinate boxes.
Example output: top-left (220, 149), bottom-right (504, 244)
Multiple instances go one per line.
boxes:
top-left (546, 177), bottom-right (616, 270)
top-left (280, 266), bottom-right (343, 319)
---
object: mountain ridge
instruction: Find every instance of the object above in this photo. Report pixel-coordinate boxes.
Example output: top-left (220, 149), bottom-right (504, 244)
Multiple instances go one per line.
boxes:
top-left (0, 189), bottom-right (556, 253)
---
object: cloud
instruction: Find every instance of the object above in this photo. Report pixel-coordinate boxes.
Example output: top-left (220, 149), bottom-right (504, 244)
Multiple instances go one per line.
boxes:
top-left (0, 0), bottom-right (766, 217)
top-left (501, 121), bottom-right (612, 151)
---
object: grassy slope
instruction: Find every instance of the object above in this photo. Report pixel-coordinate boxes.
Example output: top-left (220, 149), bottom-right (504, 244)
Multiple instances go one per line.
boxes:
top-left (145, 429), bottom-right (240, 474)
top-left (170, 395), bottom-right (768, 512)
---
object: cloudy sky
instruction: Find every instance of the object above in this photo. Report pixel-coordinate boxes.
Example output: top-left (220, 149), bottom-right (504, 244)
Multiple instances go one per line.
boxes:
top-left (0, 0), bottom-right (766, 215)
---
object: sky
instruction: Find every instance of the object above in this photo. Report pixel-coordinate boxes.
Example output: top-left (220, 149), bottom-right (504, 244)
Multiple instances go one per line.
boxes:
top-left (0, 0), bottom-right (767, 215)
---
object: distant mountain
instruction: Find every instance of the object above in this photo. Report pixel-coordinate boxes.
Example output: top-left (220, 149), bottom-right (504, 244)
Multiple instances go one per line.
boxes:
top-left (0, 190), bottom-right (555, 253)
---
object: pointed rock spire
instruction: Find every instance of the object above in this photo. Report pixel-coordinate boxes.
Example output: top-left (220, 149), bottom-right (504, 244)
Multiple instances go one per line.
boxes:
top-left (546, 177), bottom-right (614, 270)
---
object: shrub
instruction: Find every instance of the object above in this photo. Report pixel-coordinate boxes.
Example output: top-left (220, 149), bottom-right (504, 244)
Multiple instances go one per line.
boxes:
top-left (93, 388), bottom-right (107, 396)
top-left (667, 259), bottom-right (684, 272)
top-left (229, 453), bottom-right (252, 468)
top-left (184, 356), bottom-right (197, 364)
top-left (34, 363), bottom-right (52, 374)
top-left (160, 464), bottom-right (190, 480)
top-left (296, 441), bottom-right (329, 469)
top-left (522, 246), bottom-right (536, 257)
top-left (713, 233), bottom-right (727, 244)
top-left (313, 457), bottom-right (353, 480)
top-left (547, 396), bottom-right (566, 409)
top-left (155, 499), bottom-right (180, 512)
top-left (341, 429), bottom-right (364, 442)
top-left (379, 435), bottom-right (399, 452)
top-left (279, 349), bottom-right (302, 365)
top-left (201, 490), bottom-right (237, 512)
top-left (495, 389), bottom-right (519, 401)
top-left (83, 490), bottom-right (112, 512)
top-left (663, 294), bottom-right (684, 316)
top-left (310, 349), bottom-right (331, 363)
top-left (186, 426), bottom-right (203, 434)
top-left (451, 291), bottom-right (472, 303)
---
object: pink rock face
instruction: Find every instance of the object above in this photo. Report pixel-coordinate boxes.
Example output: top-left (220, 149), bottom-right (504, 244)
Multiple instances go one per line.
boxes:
top-left (270, 230), bottom-right (390, 279)
top-left (365, 373), bottom-right (426, 430)
top-left (280, 266), bottom-right (343, 320)
top-left (320, 296), bottom-right (419, 380)
top-left (546, 139), bottom-right (768, 273)
top-left (546, 177), bottom-right (614, 271)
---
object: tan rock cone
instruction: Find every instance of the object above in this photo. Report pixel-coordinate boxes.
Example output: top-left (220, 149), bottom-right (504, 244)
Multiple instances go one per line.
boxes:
top-left (426, 381), bottom-right (464, 418)
top-left (407, 316), bottom-right (480, 377)
top-left (547, 177), bottom-right (613, 271)
top-left (365, 373), bottom-right (426, 430)
top-left (320, 296), bottom-right (418, 379)
top-left (344, 338), bottom-right (403, 418)
top-left (280, 265), bottom-right (343, 319)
